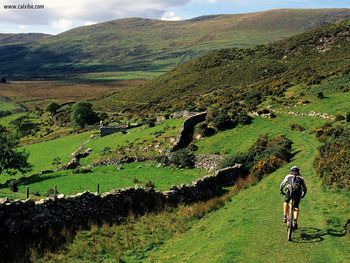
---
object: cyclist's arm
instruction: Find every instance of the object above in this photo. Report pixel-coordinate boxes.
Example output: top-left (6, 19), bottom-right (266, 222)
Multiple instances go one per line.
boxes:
top-left (279, 177), bottom-right (288, 193)
top-left (302, 179), bottom-right (307, 197)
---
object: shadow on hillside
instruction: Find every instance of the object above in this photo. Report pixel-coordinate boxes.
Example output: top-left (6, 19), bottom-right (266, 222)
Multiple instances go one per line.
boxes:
top-left (291, 219), bottom-right (349, 243)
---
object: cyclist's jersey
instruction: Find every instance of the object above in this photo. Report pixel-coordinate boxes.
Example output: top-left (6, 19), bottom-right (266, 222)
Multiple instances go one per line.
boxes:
top-left (280, 174), bottom-right (307, 195)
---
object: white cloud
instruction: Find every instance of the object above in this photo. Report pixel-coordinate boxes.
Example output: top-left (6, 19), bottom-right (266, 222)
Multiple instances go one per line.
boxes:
top-left (18, 24), bottom-right (28, 30)
top-left (52, 19), bottom-right (74, 31)
top-left (0, 0), bottom-right (191, 26)
top-left (84, 21), bottom-right (97, 26)
top-left (161, 11), bottom-right (182, 21)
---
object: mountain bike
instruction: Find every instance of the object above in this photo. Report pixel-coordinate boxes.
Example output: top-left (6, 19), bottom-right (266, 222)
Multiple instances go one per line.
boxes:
top-left (281, 188), bottom-right (296, 241)
top-left (286, 197), bottom-right (295, 241)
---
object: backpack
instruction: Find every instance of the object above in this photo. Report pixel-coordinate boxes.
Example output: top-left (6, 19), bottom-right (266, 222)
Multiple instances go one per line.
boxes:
top-left (291, 176), bottom-right (303, 192)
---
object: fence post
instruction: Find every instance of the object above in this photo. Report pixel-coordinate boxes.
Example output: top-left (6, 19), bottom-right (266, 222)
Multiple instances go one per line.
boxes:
top-left (26, 186), bottom-right (29, 199)
top-left (54, 185), bottom-right (57, 195)
top-left (97, 183), bottom-right (100, 194)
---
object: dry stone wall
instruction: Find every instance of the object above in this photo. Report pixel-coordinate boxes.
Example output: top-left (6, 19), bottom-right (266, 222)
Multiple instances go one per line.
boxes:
top-left (0, 165), bottom-right (243, 238)
top-left (171, 111), bottom-right (207, 152)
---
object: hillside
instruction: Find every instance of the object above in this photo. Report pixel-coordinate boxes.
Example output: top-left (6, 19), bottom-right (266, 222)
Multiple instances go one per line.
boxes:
top-left (0, 33), bottom-right (49, 45)
top-left (94, 19), bottom-right (350, 114)
top-left (1, 8), bottom-right (350, 76)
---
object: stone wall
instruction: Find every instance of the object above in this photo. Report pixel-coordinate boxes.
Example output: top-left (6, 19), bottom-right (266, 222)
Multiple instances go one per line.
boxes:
top-left (171, 111), bottom-right (207, 152)
top-left (194, 154), bottom-right (225, 172)
top-left (0, 164), bottom-right (243, 261)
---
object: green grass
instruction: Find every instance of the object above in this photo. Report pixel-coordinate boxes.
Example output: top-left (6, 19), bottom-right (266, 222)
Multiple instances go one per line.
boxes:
top-left (0, 162), bottom-right (206, 198)
top-left (81, 118), bottom-right (182, 165)
top-left (0, 112), bottom-right (26, 126)
top-left (28, 113), bottom-right (350, 262)
top-left (146, 116), bottom-right (350, 263)
top-left (0, 131), bottom-right (94, 183)
top-left (291, 92), bottom-right (350, 116)
top-left (82, 70), bottom-right (167, 81)
top-left (0, 119), bottom-right (182, 183)
top-left (195, 115), bottom-right (325, 155)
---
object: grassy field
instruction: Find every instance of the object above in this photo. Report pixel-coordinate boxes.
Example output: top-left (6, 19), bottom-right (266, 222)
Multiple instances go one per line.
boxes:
top-left (0, 118), bottom-right (182, 184)
top-left (0, 162), bottom-right (206, 199)
top-left (0, 131), bottom-right (94, 183)
top-left (195, 115), bottom-right (324, 155)
top-left (31, 113), bottom-right (350, 262)
top-left (145, 115), bottom-right (350, 263)
top-left (81, 118), bottom-right (182, 165)
top-left (0, 112), bottom-right (26, 126)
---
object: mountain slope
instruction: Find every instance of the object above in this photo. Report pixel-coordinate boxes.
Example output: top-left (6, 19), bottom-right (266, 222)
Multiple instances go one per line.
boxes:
top-left (1, 8), bottom-right (350, 76)
top-left (94, 18), bottom-right (350, 114)
top-left (146, 115), bottom-right (350, 262)
top-left (0, 33), bottom-right (49, 46)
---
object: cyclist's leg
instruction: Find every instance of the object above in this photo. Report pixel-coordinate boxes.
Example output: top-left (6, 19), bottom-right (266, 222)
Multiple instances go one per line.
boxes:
top-left (284, 190), bottom-right (291, 219)
top-left (293, 192), bottom-right (302, 220)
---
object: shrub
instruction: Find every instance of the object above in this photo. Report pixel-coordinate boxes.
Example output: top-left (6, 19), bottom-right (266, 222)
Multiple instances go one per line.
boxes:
top-left (71, 101), bottom-right (99, 129)
top-left (290, 123), bottom-right (306, 132)
top-left (334, 114), bottom-right (345, 122)
top-left (46, 102), bottom-right (61, 115)
top-left (317, 92), bottom-right (325, 99)
top-left (197, 123), bottom-right (216, 137)
top-left (73, 167), bottom-right (92, 174)
top-left (211, 112), bottom-right (234, 131)
top-left (220, 135), bottom-right (293, 180)
top-left (8, 181), bottom-right (18, 192)
top-left (188, 144), bottom-right (198, 151)
top-left (314, 127), bottom-right (350, 189)
top-left (170, 149), bottom-right (195, 168)
top-left (154, 155), bottom-right (170, 166)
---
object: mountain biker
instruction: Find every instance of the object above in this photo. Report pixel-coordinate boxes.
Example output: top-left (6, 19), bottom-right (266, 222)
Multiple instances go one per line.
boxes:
top-left (280, 166), bottom-right (307, 229)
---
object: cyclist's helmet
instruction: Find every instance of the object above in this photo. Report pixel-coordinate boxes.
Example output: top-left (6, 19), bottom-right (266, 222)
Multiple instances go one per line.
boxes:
top-left (290, 166), bottom-right (300, 172)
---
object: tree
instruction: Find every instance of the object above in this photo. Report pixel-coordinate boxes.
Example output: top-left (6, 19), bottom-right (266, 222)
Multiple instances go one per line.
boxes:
top-left (0, 125), bottom-right (31, 174)
top-left (46, 102), bottom-right (61, 115)
top-left (346, 112), bottom-right (350, 123)
top-left (71, 101), bottom-right (99, 129)
top-left (0, 77), bottom-right (7, 83)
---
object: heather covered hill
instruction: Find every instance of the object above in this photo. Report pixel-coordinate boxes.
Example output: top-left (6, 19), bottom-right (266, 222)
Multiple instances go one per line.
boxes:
top-left (1, 8), bottom-right (350, 76)
top-left (94, 19), bottom-right (350, 114)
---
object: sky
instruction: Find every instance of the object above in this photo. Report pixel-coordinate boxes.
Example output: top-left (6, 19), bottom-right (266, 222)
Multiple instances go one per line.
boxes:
top-left (0, 0), bottom-right (350, 34)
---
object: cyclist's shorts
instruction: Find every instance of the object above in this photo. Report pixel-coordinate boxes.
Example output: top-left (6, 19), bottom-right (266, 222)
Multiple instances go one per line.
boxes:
top-left (285, 190), bottom-right (302, 208)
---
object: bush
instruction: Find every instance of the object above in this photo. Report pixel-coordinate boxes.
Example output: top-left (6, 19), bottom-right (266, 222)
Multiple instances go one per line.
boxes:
top-left (290, 123), bottom-right (306, 132)
top-left (46, 102), bottom-right (61, 115)
top-left (314, 127), bottom-right (350, 189)
top-left (188, 144), bottom-right (198, 151)
top-left (170, 149), bottom-right (195, 168)
top-left (0, 77), bottom-right (7, 83)
top-left (334, 114), bottom-right (345, 122)
top-left (220, 135), bottom-right (293, 180)
top-left (197, 123), bottom-right (216, 137)
top-left (346, 112), bottom-right (350, 123)
top-left (211, 112), bottom-right (234, 131)
top-left (8, 181), bottom-right (18, 192)
top-left (73, 167), bottom-right (92, 174)
top-left (317, 92), bottom-right (325, 99)
top-left (154, 155), bottom-right (170, 166)
top-left (71, 101), bottom-right (99, 129)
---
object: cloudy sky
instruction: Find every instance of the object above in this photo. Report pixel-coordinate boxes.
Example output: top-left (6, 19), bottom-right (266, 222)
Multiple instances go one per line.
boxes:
top-left (1, 0), bottom-right (350, 34)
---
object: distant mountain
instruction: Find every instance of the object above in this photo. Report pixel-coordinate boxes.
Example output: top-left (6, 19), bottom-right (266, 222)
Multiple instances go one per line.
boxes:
top-left (93, 19), bottom-right (350, 114)
top-left (1, 8), bottom-right (350, 76)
